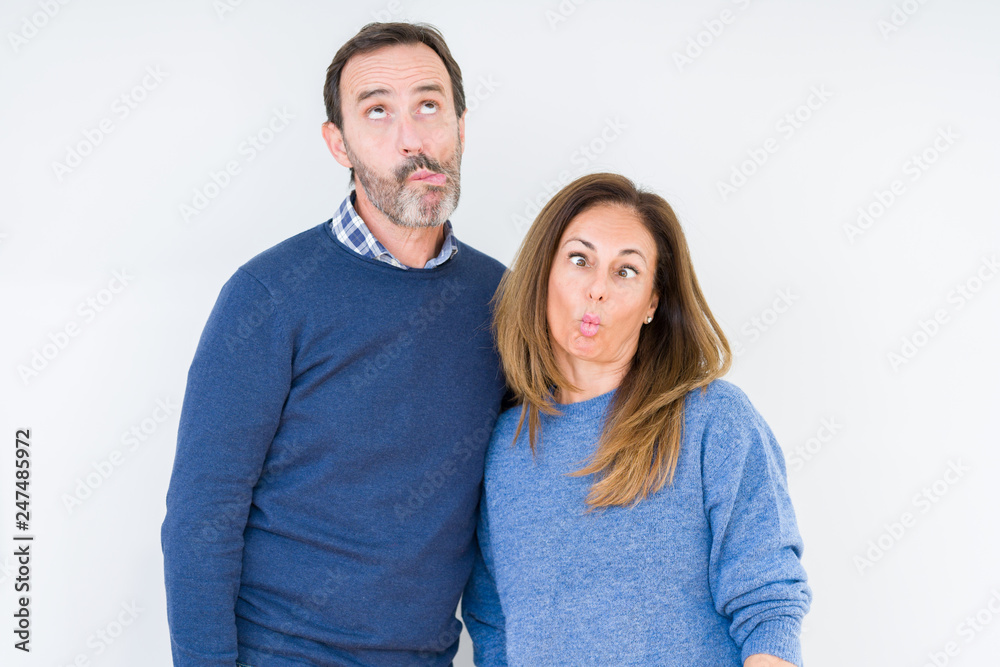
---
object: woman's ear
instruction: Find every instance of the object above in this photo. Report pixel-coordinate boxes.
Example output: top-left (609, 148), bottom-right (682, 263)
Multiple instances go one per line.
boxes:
top-left (646, 293), bottom-right (659, 321)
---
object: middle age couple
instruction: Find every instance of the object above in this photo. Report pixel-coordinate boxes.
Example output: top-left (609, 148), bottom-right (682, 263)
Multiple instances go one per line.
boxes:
top-left (164, 20), bottom-right (810, 667)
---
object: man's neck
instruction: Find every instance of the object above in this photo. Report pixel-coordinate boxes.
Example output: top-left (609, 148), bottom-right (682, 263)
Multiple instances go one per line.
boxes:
top-left (353, 189), bottom-right (445, 269)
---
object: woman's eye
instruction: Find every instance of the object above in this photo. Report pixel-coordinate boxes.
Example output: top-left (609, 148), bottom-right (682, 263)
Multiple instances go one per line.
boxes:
top-left (617, 266), bottom-right (638, 278)
top-left (419, 101), bottom-right (438, 114)
top-left (367, 106), bottom-right (387, 119)
top-left (570, 254), bottom-right (587, 267)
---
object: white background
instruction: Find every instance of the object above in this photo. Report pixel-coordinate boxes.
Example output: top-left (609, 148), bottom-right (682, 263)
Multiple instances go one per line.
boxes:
top-left (2, 0), bottom-right (999, 665)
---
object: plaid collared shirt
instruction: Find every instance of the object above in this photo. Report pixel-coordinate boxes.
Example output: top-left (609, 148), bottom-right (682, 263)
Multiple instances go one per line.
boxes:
top-left (329, 191), bottom-right (458, 269)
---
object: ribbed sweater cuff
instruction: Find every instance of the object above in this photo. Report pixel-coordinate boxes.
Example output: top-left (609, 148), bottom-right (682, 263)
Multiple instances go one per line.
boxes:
top-left (741, 617), bottom-right (803, 666)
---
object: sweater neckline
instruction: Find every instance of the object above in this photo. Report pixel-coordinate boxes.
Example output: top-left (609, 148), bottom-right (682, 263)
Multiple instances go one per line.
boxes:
top-left (550, 387), bottom-right (616, 421)
top-left (319, 220), bottom-right (461, 277)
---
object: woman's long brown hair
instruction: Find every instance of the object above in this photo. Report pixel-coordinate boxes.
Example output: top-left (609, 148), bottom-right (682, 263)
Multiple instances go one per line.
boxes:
top-left (493, 172), bottom-right (731, 509)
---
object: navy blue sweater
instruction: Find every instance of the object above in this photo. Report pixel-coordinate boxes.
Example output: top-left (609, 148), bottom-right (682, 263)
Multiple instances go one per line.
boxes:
top-left (161, 221), bottom-right (507, 666)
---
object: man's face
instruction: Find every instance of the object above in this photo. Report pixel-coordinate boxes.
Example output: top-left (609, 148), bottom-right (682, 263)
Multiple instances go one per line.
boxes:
top-left (326, 43), bottom-right (465, 228)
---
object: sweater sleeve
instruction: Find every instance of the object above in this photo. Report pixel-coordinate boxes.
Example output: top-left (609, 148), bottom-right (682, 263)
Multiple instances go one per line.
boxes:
top-left (701, 386), bottom-right (812, 667)
top-left (461, 492), bottom-right (509, 666)
top-left (161, 269), bottom-right (292, 667)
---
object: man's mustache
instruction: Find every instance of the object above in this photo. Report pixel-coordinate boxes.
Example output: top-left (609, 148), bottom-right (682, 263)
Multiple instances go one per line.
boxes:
top-left (393, 154), bottom-right (449, 183)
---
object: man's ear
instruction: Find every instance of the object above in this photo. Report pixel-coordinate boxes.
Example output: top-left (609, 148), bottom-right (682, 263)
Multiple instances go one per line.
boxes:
top-left (458, 109), bottom-right (466, 153)
top-left (321, 122), bottom-right (353, 170)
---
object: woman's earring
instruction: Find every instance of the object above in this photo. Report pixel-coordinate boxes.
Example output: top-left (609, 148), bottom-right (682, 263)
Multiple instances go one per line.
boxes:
top-left (645, 316), bottom-right (653, 324)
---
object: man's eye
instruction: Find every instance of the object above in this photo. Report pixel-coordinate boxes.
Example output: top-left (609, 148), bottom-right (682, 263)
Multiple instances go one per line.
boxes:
top-left (419, 101), bottom-right (439, 114)
top-left (570, 254), bottom-right (587, 267)
top-left (617, 266), bottom-right (638, 278)
top-left (367, 106), bottom-right (387, 119)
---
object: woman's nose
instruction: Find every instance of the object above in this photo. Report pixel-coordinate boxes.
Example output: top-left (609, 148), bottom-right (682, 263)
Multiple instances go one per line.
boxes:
top-left (587, 274), bottom-right (608, 302)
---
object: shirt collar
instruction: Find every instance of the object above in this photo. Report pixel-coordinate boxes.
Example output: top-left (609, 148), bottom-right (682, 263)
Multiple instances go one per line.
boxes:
top-left (329, 190), bottom-right (458, 270)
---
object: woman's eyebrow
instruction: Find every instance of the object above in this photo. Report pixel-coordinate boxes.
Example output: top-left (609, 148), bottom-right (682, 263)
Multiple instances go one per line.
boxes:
top-left (565, 237), bottom-right (646, 262)
top-left (564, 237), bottom-right (594, 250)
top-left (619, 248), bottom-right (647, 262)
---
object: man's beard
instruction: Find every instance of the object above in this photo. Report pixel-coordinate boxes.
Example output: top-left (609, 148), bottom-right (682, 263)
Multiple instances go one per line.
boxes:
top-left (345, 135), bottom-right (462, 229)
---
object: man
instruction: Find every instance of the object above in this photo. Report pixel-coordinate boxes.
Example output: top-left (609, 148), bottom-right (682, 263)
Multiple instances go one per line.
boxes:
top-left (161, 22), bottom-right (507, 666)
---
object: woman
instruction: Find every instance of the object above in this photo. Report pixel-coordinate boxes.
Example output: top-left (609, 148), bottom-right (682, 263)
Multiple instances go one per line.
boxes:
top-left (462, 173), bottom-right (811, 666)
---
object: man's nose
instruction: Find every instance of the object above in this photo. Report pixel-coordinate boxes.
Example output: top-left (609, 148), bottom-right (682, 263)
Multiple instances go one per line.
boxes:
top-left (396, 113), bottom-right (425, 155)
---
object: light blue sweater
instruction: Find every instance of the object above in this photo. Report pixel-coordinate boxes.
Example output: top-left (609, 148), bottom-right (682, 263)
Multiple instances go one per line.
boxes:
top-left (461, 380), bottom-right (811, 666)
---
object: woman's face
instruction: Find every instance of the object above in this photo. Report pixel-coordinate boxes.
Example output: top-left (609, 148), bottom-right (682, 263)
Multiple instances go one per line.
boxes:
top-left (546, 204), bottom-right (659, 370)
